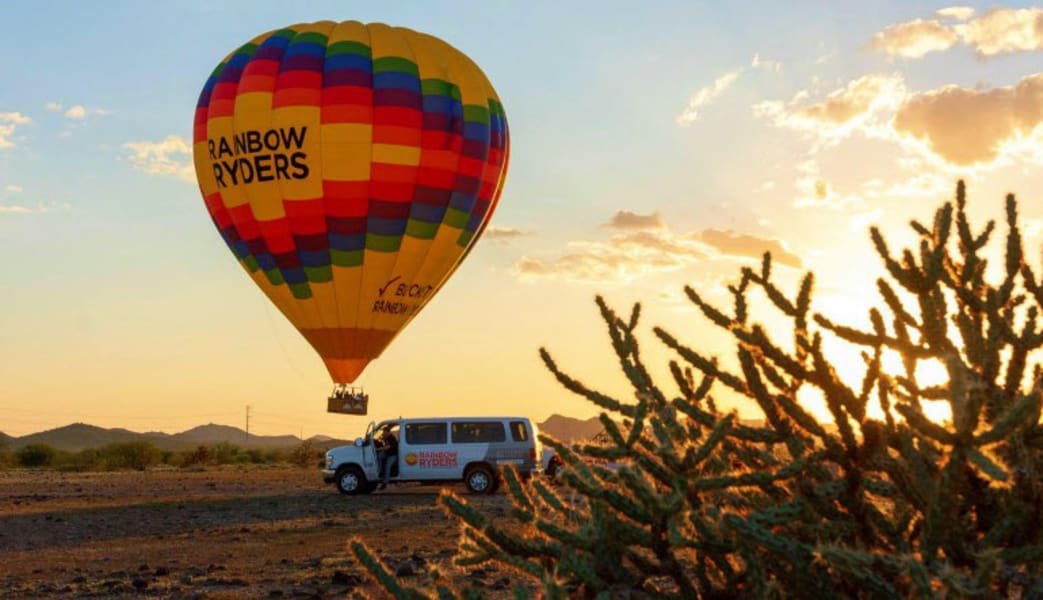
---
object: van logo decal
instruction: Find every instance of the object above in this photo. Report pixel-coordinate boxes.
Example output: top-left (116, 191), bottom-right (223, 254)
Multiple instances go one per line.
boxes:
top-left (416, 451), bottom-right (457, 468)
top-left (404, 453), bottom-right (418, 466)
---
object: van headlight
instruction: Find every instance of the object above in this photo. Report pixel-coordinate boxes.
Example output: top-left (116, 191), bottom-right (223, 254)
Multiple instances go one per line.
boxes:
top-left (325, 454), bottom-right (334, 469)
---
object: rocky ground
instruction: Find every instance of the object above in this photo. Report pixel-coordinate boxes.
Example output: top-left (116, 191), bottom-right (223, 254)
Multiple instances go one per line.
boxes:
top-left (0, 467), bottom-right (525, 598)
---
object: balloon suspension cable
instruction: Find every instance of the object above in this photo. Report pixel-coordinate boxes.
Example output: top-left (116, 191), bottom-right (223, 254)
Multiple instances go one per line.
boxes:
top-left (327, 384), bottom-right (370, 416)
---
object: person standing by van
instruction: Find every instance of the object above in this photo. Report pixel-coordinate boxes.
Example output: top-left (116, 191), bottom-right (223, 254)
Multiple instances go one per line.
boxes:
top-left (377, 428), bottom-right (398, 490)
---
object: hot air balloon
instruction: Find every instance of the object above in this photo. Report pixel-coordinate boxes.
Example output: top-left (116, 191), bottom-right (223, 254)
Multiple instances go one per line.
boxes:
top-left (192, 21), bottom-right (509, 414)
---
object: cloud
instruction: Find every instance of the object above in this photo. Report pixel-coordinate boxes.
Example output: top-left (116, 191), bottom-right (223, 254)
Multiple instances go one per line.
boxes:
top-left (893, 72), bottom-right (1043, 166)
top-left (483, 225), bottom-right (531, 242)
top-left (122, 135), bottom-right (194, 182)
top-left (0, 185), bottom-right (35, 214)
top-left (0, 112), bottom-right (31, 149)
top-left (871, 19), bottom-right (959, 58)
top-left (514, 213), bottom-right (804, 284)
top-left (751, 53), bottom-right (782, 72)
top-left (514, 229), bottom-right (712, 284)
top-left (957, 8), bottom-right (1043, 56)
top-left (753, 73), bottom-right (906, 142)
top-left (65, 105), bottom-right (87, 119)
top-left (0, 112), bottom-right (31, 125)
top-left (45, 102), bottom-right (63, 112)
top-left (677, 69), bottom-right (742, 126)
top-left (602, 210), bottom-right (664, 230)
top-left (61, 104), bottom-right (108, 120)
top-left (698, 229), bottom-right (803, 268)
top-left (871, 7), bottom-right (1043, 59)
top-left (936, 6), bottom-right (975, 21)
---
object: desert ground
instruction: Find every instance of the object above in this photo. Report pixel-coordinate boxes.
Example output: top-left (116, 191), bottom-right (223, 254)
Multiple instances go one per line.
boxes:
top-left (0, 467), bottom-right (523, 598)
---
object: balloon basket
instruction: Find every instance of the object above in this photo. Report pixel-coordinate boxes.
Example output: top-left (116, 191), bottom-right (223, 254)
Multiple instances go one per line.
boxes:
top-left (327, 385), bottom-right (369, 415)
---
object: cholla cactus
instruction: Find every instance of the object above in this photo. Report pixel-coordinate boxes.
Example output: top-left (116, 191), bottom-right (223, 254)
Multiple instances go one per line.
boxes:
top-left (351, 182), bottom-right (1043, 598)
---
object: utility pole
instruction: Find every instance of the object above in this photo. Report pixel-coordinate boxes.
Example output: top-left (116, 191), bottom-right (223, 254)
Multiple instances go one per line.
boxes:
top-left (245, 405), bottom-right (251, 446)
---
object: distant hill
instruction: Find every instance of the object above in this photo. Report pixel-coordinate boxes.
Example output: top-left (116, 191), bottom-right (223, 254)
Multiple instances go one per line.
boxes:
top-left (0, 431), bottom-right (14, 448)
top-left (4, 423), bottom-right (319, 452)
top-left (171, 423), bottom-right (302, 448)
top-left (15, 423), bottom-right (155, 452)
top-left (538, 415), bottom-right (604, 442)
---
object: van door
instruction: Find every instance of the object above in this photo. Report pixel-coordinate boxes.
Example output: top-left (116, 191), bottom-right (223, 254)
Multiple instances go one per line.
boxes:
top-left (399, 421), bottom-right (455, 480)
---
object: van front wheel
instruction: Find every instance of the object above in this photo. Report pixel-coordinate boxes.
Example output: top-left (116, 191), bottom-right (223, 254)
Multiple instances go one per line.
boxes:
top-left (465, 465), bottom-right (495, 494)
top-left (335, 465), bottom-right (367, 495)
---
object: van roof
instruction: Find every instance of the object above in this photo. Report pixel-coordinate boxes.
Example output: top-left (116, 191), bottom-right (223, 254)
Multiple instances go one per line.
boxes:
top-left (380, 417), bottom-right (532, 423)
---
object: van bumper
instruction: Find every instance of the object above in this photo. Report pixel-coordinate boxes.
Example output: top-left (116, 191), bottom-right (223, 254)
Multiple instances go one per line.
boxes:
top-left (321, 468), bottom-right (336, 484)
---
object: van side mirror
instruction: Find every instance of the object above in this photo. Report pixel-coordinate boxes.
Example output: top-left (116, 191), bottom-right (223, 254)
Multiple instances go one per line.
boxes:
top-left (354, 438), bottom-right (364, 447)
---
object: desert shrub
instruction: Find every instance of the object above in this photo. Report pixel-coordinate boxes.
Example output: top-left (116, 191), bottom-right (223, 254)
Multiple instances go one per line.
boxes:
top-left (180, 444), bottom-right (212, 467)
top-left (288, 440), bottom-right (322, 468)
top-left (245, 447), bottom-right (282, 464)
top-left (96, 441), bottom-right (162, 470)
top-left (210, 442), bottom-right (246, 465)
top-left (0, 448), bottom-right (16, 469)
top-left (68, 447), bottom-right (103, 471)
top-left (17, 443), bottom-right (58, 468)
top-left (351, 182), bottom-right (1043, 598)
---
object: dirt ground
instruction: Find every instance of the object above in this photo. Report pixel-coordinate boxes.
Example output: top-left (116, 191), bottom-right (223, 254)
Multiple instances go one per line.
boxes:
top-left (0, 467), bottom-right (525, 599)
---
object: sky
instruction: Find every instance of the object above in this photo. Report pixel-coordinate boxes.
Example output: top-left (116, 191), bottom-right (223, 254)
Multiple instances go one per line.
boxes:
top-left (2, 1), bottom-right (1043, 438)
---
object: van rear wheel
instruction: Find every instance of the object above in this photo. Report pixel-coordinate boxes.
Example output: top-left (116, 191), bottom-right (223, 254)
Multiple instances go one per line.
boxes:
top-left (465, 465), bottom-right (495, 494)
top-left (335, 465), bottom-right (367, 495)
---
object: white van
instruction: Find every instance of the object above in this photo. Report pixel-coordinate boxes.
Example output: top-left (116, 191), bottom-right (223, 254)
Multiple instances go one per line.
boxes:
top-left (322, 417), bottom-right (543, 494)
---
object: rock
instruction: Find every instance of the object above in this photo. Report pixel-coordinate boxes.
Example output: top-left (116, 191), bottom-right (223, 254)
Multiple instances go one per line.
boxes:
top-left (71, 576), bottom-right (87, 584)
top-left (138, 563), bottom-right (150, 572)
top-left (469, 568), bottom-right (487, 579)
top-left (131, 578), bottom-right (148, 590)
top-left (268, 591), bottom-right (284, 598)
top-left (155, 566), bottom-right (170, 577)
top-left (395, 563), bottom-right (415, 577)
top-left (180, 575), bottom-right (193, 585)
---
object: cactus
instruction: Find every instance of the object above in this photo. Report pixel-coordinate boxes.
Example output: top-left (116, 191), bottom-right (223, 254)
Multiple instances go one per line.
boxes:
top-left (350, 181), bottom-right (1043, 598)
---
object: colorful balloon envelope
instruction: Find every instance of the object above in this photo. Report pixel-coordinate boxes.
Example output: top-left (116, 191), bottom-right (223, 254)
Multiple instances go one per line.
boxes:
top-left (193, 21), bottom-right (509, 387)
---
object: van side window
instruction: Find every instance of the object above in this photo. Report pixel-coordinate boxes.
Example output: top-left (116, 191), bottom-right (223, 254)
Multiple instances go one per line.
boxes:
top-left (451, 422), bottom-right (506, 443)
top-left (509, 421), bottom-right (529, 442)
top-left (405, 422), bottom-right (447, 445)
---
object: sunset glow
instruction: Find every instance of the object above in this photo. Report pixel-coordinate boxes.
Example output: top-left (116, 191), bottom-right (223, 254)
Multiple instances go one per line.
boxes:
top-left (2, 2), bottom-right (1042, 438)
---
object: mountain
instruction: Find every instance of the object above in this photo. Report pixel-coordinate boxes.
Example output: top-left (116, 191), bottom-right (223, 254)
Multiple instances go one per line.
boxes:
top-left (0, 431), bottom-right (13, 448)
top-left (14, 423), bottom-right (153, 452)
top-left (538, 415), bottom-right (604, 442)
top-left (5, 423), bottom-right (310, 451)
top-left (170, 423), bottom-right (301, 448)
